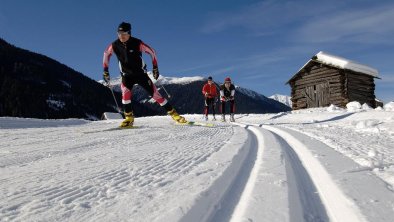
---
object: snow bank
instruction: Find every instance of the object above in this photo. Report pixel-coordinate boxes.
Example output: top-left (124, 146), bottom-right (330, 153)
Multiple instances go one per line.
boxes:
top-left (346, 101), bottom-right (362, 111)
top-left (384, 102), bottom-right (394, 111)
top-left (327, 104), bottom-right (343, 112)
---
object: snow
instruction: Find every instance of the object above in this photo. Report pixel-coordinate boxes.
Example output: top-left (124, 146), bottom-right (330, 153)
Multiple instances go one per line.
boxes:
top-left (384, 102), bottom-right (394, 111)
top-left (101, 112), bottom-right (123, 120)
top-left (154, 74), bottom-right (205, 85)
top-left (1, 106), bottom-right (394, 221)
top-left (46, 98), bottom-right (66, 111)
top-left (315, 51), bottom-right (379, 77)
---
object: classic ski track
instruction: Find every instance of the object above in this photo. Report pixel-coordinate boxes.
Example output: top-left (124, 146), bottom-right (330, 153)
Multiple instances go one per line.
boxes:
top-left (233, 122), bottom-right (367, 222)
top-left (0, 121), bottom-right (234, 221)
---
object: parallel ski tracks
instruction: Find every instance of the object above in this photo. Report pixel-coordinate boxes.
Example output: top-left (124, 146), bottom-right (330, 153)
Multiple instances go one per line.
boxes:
top-left (215, 122), bottom-right (367, 222)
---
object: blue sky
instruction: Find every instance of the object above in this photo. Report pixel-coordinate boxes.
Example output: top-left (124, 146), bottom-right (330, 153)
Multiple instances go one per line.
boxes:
top-left (1, 0), bottom-right (393, 103)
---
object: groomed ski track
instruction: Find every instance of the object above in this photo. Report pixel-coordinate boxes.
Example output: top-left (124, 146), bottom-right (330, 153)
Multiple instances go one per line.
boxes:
top-left (2, 115), bottom-right (394, 221)
top-left (180, 119), bottom-right (392, 222)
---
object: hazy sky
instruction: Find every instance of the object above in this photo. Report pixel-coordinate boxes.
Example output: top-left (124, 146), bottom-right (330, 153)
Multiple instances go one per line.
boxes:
top-left (1, 0), bottom-right (393, 102)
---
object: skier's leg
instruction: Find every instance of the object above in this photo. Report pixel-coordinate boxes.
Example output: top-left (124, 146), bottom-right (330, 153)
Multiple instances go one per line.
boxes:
top-left (230, 100), bottom-right (235, 122)
top-left (120, 74), bottom-right (135, 127)
top-left (204, 98), bottom-right (209, 120)
top-left (138, 74), bottom-right (169, 108)
top-left (221, 101), bottom-right (226, 121)
top-left (212, 99), bottom-right (216, 120)
top-left (138, 74), bottom-right (186, 123)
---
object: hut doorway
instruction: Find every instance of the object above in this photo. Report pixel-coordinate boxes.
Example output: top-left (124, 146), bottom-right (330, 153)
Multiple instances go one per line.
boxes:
top-left (304, 82), bottom-right (330, 108)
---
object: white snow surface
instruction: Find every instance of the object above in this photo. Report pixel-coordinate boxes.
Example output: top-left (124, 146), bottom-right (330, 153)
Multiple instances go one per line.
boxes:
top-left (1, 107), bottom-right (394, 222)
top-left (315, 51), bottom-right (379, 77)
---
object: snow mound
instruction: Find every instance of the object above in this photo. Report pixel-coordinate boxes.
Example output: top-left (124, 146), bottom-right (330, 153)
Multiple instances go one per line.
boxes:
top-left (346, 101), bottom-right (362, 112)
top-left (327, 104), bottom-right (343, 112)
top-left (361, 103), bottom-right (372, 110)
top-left (384, 102), bottom-right (394, 111)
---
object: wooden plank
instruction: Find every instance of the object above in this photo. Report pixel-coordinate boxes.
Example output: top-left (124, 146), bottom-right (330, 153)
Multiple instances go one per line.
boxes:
top-left (295, 75), bottom-right (341, 86)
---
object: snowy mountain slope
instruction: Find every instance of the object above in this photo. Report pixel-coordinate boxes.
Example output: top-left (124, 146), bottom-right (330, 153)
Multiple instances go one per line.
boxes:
top-left (269, 94), bottom-right (292, 107)
top-left (1, 103), bottom-right (394, 221)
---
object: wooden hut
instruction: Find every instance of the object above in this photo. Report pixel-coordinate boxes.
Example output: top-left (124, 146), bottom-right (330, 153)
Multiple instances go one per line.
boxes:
top-left (287, 51), bottom-right (379, 110)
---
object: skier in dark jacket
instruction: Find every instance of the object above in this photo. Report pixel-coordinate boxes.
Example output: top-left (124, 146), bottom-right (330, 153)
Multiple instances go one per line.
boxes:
top-left (103, 22), bottom-right (187, 127)
top-left (219, 77), bottom-right (236, 122)
top-left (201, 76), bottom-right (218, 121)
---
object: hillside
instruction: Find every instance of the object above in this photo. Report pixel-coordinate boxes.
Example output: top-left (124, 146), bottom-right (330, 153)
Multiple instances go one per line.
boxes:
top-left (0, 38), bottom-right (117, 119)
top-left (0, 38), bottom-right (289, 120)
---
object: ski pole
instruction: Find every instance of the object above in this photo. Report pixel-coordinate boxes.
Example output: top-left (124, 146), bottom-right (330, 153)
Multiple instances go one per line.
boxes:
top-left (107, 82), bottom-right (122, 114)
top-left (161, 84), bottom-right (171, 98)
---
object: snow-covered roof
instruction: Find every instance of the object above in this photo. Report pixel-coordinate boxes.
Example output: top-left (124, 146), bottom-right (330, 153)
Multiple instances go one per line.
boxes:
top-left (314, 51), bottom-right (378, 77)
top-left (288, 51), bottom-right (379, 83)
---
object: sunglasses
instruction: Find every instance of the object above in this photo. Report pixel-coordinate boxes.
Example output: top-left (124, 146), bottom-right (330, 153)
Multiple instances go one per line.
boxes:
top-left (117, 31), bottom-right (130, 35)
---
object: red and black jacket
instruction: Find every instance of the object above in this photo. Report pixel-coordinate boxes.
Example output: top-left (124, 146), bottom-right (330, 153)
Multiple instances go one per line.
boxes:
top-left (202, 83), bottom-right (218, 98)
top-left (103, 37), bottom-right (158, 76)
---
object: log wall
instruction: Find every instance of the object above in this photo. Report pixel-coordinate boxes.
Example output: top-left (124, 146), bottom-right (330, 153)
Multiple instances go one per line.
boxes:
top-left (289, 62), bottom-right (377, 110)
top-left (345, 71), bottom-right (376, 108)
top-left (290, 62), bottom-right (346, 110)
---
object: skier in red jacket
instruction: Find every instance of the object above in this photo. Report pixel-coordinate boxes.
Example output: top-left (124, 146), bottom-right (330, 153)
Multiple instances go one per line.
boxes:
top-left (102, 22), bottom-right (187, 127)
top-left (201, 76), bottom-right (218, 121)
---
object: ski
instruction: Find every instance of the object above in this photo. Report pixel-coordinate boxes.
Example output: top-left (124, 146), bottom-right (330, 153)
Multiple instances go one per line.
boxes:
top-left (176, 121), bottom-right (214, 127)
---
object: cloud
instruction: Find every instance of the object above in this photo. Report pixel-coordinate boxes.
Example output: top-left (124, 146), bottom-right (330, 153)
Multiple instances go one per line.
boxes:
top-left (200, 0), bottom-right (341, 35)
top-left (201, 1), bottom-right (394, 45)
top-left (295, 3), bottom-right (394, 44)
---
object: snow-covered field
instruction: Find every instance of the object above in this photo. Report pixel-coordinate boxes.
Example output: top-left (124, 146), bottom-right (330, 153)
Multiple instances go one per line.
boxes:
top-left (1, 102), bottom-right (394, 222)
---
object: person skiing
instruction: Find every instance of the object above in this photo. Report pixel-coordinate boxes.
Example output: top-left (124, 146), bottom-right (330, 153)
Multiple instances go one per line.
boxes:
top-left (201, 76), bottom-right (218, 121)
top-left (102, 22), bottom-right (187, 127)
top-left (220, 77), bottom-right (236, 122)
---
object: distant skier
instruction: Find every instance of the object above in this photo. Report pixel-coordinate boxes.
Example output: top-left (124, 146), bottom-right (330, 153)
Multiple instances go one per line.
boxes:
top-left (202, 76), bottom-right (218, 121)
top-left (102, 22), bottom-right (187, 127)
top-left (220, 77), bottom-right (236, 122)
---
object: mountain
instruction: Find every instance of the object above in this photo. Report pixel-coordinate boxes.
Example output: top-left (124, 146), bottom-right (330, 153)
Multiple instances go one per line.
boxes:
top-left (269, 94), bottom-right (292, 107)
top-left (103, 74), bottom-right (291, 115)
top-left (0, 38), bottom-right (289, 120)
top-left (0, 38), bottom-right (121, 120)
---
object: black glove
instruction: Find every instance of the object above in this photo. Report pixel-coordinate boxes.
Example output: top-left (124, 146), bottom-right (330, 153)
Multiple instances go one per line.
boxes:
top-left (152, 66), bottom-right (159, 80)
top-left (229, 96), bottom-right (234, 100)
top-left (103, 70), bottom-right (110, 83)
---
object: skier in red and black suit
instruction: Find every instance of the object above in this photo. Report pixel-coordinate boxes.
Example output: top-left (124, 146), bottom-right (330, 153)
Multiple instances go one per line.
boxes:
top-left (201, 76), bottom-right (218, 121)
top-left (103, 22), bottom-right (187, 127)
top-left (220, 77), bottom-right (236, 122)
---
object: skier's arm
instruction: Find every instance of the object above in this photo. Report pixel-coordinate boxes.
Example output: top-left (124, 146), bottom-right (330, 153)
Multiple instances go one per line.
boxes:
top-left (103, 43), bottom-right (113, 71)
top-left (220, 90), bottom-right (226, 101)
top-left (230, 85), bottom-right (235, 99)
top-left (140, 41), bottom-right (158, 68)
top-left (202, 84), bottom-right (208, 96)
top-left (102, 44), bottom-right (113, 83)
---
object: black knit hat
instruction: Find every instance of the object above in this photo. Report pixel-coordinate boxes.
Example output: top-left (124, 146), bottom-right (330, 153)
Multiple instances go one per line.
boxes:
top-left (118, 22), bottom-right (131, 33)
top-left (208, 76), bottom-right (213, 80)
